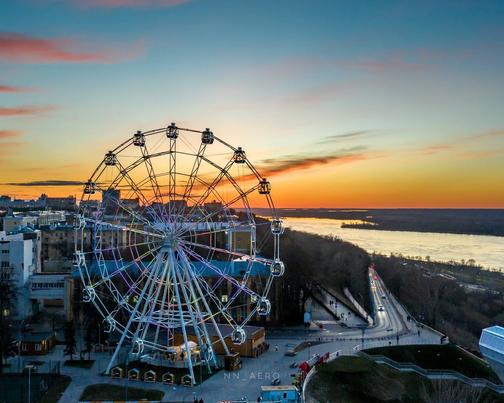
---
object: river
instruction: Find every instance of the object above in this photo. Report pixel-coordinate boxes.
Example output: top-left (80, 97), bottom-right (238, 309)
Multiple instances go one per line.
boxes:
top-left (282, 217), bottom-right (504, 271)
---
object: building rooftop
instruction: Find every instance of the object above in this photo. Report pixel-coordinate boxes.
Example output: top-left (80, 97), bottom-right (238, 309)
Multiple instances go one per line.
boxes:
top-left (261, 385), bottom-right (298, 391)
top-left (483, 326), bottom-right (504, 339)
top-left (21, 332), bottom-right (54, 342)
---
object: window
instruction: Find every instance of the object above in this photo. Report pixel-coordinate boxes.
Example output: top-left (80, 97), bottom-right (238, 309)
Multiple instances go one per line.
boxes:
top-left (22, 344), bottom-right (27, 351)
top-left (221, 294), bottom-right (228, 303)
top-left (35, 343), bottom-right (42, 351)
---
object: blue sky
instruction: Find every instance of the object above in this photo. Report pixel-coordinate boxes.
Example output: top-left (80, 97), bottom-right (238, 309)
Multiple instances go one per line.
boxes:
top-left (1, 0), bottom-right (503, 207)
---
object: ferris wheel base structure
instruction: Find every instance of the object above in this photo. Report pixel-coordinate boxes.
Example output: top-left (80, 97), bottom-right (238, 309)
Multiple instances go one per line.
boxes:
top-left (75, 123), bottom-right (284, 386)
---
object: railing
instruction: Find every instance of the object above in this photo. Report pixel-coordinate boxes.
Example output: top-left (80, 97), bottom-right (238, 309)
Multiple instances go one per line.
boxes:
top-left (359, 351), bottom-right (504, 394)
top-left (344, 287), bottom-right (374, 326)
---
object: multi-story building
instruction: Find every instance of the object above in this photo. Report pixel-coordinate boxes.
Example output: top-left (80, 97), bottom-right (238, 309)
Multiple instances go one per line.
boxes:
top-left (2, 215), bottom-right (38, 232)
top-left (0, 228), bottom-right (42, 319)
top-left (29, 273), bottom-right (74, 320)
top-left (38, 194), bottom-right (76, 211)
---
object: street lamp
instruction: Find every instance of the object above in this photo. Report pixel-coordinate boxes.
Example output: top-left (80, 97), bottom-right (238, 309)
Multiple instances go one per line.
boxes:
top-left (25, 364), bottom-right (34, 403)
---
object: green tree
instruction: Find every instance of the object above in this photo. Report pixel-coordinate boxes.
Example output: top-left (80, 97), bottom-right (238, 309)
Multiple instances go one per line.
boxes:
top-left (64, 321), bottom-right (77, 360)
top-left (84, 324), bottom-right (94, 360)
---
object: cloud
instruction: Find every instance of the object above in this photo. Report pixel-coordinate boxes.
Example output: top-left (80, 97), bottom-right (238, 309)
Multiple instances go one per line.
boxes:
top-left (0, 84), bottom-right (35, 93)
top-left (473, 129), bottom-right (504, 140)
top-left (419, 144), bottom-right (453, 155)
top-left (416, 128), bottom-right (504, 157)
top-left (249, 146), bottom-right (376, 179)
top-left (0, 130), bottom-right (22, 139)
top-left (5, 180), bottom-right (85, 187)
top-left (0, 105), bottom-right (56, 117)
top-left (457, 149), bottom-right (504, 160)
top-left (318, 130), bottom-right (371, 144)
top-left (0, 32), bottom-right (144, 64)
top-left (339, 53), bottom-right (425, 74)
top-left (79, 0), bottom-right (190, 7)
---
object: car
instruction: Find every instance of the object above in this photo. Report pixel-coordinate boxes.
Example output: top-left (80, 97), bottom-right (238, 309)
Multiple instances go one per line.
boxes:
top-left (387, 328), bottom-right (393, 332)
top-left (271, 377), bottom-right (281, 386)
top-left (381, 295), bottom-right (386, 299)
top-left (378, 306), bottom-right (385, 312)
top-left (285, 349), bottom-right (297, 357)
top-left (289, 362), bottom-right (298, 368)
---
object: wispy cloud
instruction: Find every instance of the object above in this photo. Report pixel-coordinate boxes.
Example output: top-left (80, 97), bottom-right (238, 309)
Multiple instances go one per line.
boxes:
top-left (5, 180), bottom-right (85, 187)
top-left (251, 146), bottom-right (377, 179)
top-left (0, 84), bottom-right (35, 93)
top-left (414, 128), bottom-right (504, 158)
top-left (419, 144), bottom-right (453, 155)
top-left (318, 130), bottom-right (372, 144)
top-left (79, 0), bottom-right (190, 7)
top-left (0, 32), bottom-right (144, 64)
top-left (0, 105), bottom-right (56, 117)
top-left (0, 130), bottom-right (22, 138)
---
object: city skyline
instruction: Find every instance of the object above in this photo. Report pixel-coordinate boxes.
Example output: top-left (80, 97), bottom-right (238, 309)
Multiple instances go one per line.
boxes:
top-left (1, 0), bottom-right (504, 208)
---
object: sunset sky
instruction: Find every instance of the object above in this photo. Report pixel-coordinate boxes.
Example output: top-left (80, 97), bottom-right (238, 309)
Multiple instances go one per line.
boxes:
top-left (1, 0), bottom-right (503, 208)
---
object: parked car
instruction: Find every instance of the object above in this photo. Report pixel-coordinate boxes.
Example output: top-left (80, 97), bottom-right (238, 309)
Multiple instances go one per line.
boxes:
top-left (378, 305), bottom-right (385, 312)
top-left (285, 349), bottom-right (297, 357)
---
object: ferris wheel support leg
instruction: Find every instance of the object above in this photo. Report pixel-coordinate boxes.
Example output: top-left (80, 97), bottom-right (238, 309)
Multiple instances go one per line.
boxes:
top-left (173, 259), bottom-right (213, 374)
top-left (105, 249), bottom-right (164, 374)
top-left (178, 255), bottom-right (219, 370)
top-left (139, 255), bottom-right (172, 343)
top-left (179, 252), bottom-right (231, 357)
top-left (169, 249), bottom-right (196, 386)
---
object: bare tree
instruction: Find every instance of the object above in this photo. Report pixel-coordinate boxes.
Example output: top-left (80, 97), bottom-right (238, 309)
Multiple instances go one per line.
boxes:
top-left (421, 380), bottom-right (487, 403)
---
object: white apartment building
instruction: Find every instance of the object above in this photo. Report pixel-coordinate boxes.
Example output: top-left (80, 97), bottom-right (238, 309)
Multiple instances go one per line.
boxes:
top-left (0, 228), bottom-right (42, 319)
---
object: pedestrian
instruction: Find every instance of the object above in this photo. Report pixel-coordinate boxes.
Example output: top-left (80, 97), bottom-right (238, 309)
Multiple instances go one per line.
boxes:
top-left (199, 398), bottom-right (204, 403)
top-left (275, 345), bottom-right (278, 352)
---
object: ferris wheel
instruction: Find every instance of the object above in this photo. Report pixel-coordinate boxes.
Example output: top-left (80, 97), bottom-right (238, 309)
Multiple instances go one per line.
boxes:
top-left (74, 123), bottom-right (284, 384)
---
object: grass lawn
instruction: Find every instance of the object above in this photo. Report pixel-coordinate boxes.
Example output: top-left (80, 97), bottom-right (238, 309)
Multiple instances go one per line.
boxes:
top-left (364, 344), bottom-right (500, 383)
top-left (40, 375), bottom-right (72, 403)
top-left (80, 383), bottom-right (164, 401)
top-left (306, 356), bottom-right (504, 403)
top-left (0, 374), bottom-right (71, 403)
top-left (64, 359), bottom-right (95, 369)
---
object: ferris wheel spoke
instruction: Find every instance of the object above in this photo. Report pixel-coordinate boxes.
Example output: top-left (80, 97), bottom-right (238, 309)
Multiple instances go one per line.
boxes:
top-left (140, 142), bottom-right (165, 208)
top-left (90, 187), bottom-right (157, 229)
top-left (184, 157), bottom-right (235, 221)
top-left (179, 221), bottom-right (249, 239)
top-left (92, 244), bottom-right (162, 288)
top-left (115, 160), bottom-right (166, 224)
top-left (87, 218), bottom-right (165, 240)
top-left (105, 246), bottom-right (166, 373)
top-left (187, 266), bottom-right (237, 328)
top-left (178, 142), bottom-right (207, 216)
top-left (179, 244), bottom-right (261, 299)
top-left (179, 239), bottom-right (271, 265)
top-left (176, 183), bottom-right (259, 237)
top-left (167, 135), bottom-right (177, 222)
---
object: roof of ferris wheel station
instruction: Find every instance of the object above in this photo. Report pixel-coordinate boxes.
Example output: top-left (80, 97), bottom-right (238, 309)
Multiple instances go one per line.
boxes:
top-left (72, 258), bottom-right (270, 279)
